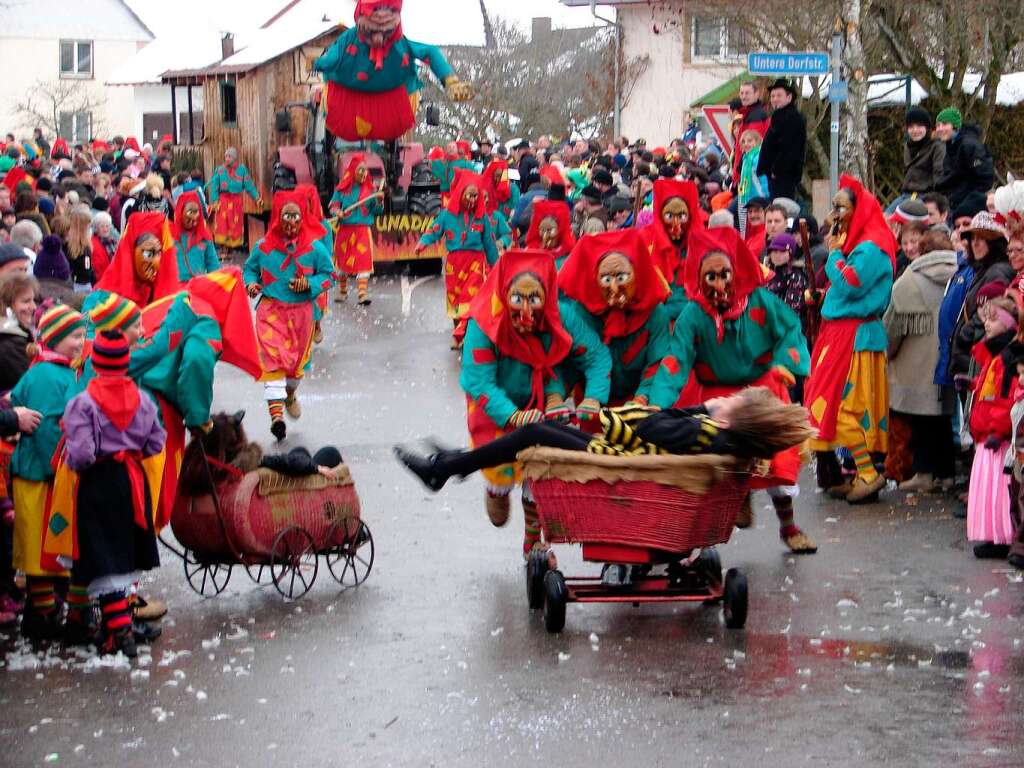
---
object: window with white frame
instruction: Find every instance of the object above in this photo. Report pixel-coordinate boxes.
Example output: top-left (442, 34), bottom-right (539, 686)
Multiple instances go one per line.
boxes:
top-left (58, 112), bottom-right (93, 143)
top-left (59, 40), bottom-right (94, 78)
top-left (691, 16), bottom-right (750, 61)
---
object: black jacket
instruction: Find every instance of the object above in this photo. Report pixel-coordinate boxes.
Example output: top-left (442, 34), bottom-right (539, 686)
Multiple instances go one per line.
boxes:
top-left (936, 125), bottom-right (994, 210)
top-left (0, 400), bottom-right (17, 439)
top-left (902, 138), bottom-right (945, 194)
top-left (756, 102), bottom-right (807, 200)
top-left (949, 257), bottom-right (1016, 378)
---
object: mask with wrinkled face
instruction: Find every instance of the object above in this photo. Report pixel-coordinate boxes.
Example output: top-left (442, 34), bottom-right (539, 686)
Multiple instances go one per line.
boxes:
top-left (538, 216), bottom-right (559, 250)
top-left (507, 272), bottom-right (545, 334)
top-left (700, 251), bottom-right (734, 312)
top-left (134, 234), bottom-right (162, 283)
top-left (461, 184), bottom-right (479, 212)
top-left (356, 4), bottom-right (400, 48)
top-left (830, 189), bottom-right (854, 245)
top-left (280, 202), bottom-right (303, 239)
top-left (661, 196), bottom-right (690, 242)
top-left (597, 252), bottom-right (636, 309)
top-left (354, 165), bottom-right (369, 184)
top-left (181, 201), bottom-right (200, 231)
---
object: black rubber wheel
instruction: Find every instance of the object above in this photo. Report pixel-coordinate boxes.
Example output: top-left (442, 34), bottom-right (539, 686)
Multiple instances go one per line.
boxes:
top-left (723, 568), bottom-right (749, 629)
top-left (543, 570), bottom-right (568, 633)
top-left (270, 526), bottom-right (319, 600)
top-left (183, 550), bottom-right (232, 598)
top-left (326, 519), bottom-right (375, 588)
top-left (526, 549), bottom-right (549, 610)
top-left (696, 547), bottom-right (722, 585)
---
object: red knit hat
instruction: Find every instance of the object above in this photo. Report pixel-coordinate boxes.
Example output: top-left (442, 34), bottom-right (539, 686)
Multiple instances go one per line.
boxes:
top-left (92, 329), bottom-right (131, 377)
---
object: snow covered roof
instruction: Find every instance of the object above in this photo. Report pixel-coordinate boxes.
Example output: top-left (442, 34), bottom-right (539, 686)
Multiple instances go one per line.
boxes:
top-left (216, 0), bottom-right (352, 69)
top-left (0, 0), bottom-right (153, 41)
top-left (801, 72), bottom-right (1024, 108)
top-left (107, 33), bottom-right (225, 86)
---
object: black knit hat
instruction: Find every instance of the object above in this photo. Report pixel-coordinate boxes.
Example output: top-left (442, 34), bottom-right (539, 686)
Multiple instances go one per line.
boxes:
top-left (905, 106), bottom-right (933, 130)
top-left (547, 183), bottom-right (566, 202)
top-left (591, 169), bottom-right (614, 187)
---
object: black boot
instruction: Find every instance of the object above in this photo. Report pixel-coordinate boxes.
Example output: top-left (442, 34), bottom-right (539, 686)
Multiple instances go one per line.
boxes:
top-left (815, 451), bottom-right (843, 490)
top-left (973, 542), bottom-right (1011, 559)
top-left (393, 446), bottom-right (451, 491)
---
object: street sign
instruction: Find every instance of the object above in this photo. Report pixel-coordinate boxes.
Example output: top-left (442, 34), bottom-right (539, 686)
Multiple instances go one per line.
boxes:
top-left (748, 52), bottom-right (830, 76)
top-left (828, 81), bottom-right (849, 103)
top-left (701, 105), bottom-right (735, 157)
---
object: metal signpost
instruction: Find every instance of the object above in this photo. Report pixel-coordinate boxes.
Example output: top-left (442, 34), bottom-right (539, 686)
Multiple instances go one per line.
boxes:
top-left (748, 48), bottom-right (847, 198)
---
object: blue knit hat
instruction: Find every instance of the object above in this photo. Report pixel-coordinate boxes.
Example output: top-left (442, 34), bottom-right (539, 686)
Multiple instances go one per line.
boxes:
top-left (34, 235), bottom-right (71, 282)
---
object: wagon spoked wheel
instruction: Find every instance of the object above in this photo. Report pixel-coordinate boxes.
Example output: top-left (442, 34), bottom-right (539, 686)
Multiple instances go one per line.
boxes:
top-left (245, 562), bottom-right (272, 586)
top-left (270, 526), bottom-right (319, 600)
top-left (183, 549), bottom-right (233, 598)
top-left (326, 519), bottom-right (375, 588)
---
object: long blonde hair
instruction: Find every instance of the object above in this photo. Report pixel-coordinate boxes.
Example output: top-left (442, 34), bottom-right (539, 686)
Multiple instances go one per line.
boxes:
top-left (65, 204), bottom-right (93, 261)
top-left (728, 387), bottom-right (814, 457)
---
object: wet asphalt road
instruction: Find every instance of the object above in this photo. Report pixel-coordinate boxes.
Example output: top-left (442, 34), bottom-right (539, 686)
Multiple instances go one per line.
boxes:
top-left (2, 273), bottom-right (1023, 767)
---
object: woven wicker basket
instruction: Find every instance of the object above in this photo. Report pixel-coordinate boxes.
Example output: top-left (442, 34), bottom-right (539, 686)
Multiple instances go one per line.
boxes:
top-left (518, 448), bottom-right (750, 553)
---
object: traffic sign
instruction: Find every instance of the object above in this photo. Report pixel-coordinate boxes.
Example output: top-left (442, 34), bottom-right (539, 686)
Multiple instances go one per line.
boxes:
top-left (828, 82), bottom-right (849, 103)
top-left (748, 52), bottom-right (829, 76)
top-left (701, 105), bottom-right (735, 157)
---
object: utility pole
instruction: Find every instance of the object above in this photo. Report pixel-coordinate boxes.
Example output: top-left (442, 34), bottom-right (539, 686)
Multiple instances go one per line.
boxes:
top-left (591, 1), bottom-right (621, 140)
top-left (830, 18), bottom-right (842, 198)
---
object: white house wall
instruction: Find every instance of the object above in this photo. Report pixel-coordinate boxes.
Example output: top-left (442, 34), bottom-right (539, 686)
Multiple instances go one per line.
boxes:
top-left (618, 4), bottom-right (744, 144)
top-left (0, 37), bottom-right (144, 139)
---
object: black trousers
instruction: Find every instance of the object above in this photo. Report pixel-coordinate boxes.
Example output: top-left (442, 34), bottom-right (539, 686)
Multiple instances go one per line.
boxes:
top-left (909, 414), bottom-right (956, 479)
top-left (443, 422), bottom-right (591, 478)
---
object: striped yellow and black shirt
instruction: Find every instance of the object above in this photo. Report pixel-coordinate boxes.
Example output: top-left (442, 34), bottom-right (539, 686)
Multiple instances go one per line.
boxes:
top-left (586, 406), bottom-right (726, 457)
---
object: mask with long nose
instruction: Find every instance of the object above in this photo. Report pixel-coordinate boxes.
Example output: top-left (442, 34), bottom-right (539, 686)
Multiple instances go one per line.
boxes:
top-left (538, 216), bottom-right (559, 250)
top-left (356, 4), bottom-right (401, 48)
top-left (280, 202), bottom-right (303, 239)
top-left (597, 252), bottom-right (636, 310)
top-left (661, 196), bottom-right (690, 243)
top-left (507, 272), bottom-right (546, 334)
top-left (699, 251), bottom-right (734, 313)
top-left (181, 201), bottom-right (200, 231)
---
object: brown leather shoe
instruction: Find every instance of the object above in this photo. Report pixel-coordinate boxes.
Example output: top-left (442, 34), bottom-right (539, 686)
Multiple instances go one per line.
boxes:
top-left (847, 475), bottom-right (886, 504)
top-left (485, 494), bottom-right (511, 527)
top-left (734, 495), bottom-right (753, 529)
top-left (132, 596), bottom-right (167, 622)
top-left (828, 481), bottom-right (854, 499)
top-left (782, 530), bottom-right (818, 554)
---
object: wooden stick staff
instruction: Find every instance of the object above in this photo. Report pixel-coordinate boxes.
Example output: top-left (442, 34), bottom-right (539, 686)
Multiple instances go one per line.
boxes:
top-left (331, 182), bottom-right (386, 220)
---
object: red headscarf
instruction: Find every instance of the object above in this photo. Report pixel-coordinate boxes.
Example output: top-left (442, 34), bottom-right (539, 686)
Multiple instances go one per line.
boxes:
top-left (96, 212), bottom-right (182, 307)
top-left (258, 190), bottom-right (316, 263)
top-left (427, 145), bottom-right (445, 162)
top-left (683, 226), bottom-right (765, 342)
top-left (645, 178), bottom-right (706, 285)
top-left (526, 200), bottom-right (575, 257)
top-left (2, 166), bottom-right (32, 195)
top-left (469, 249), bottom-right (573, 411)
top-left (837, 174), bottom-right (898, 270)
top-left (51, 138), bottom-right (70, 158)
top-left (295, 183), bottom-right (329, 242)
top-left (354, 0), bottom-right (404, 70)
top-left (170, 190), bottom-right (213, 250)
top-left (558, 229), bottom-right (670, 343)
top-left (335, 153), bottom-right (375, 197)
top-left (456, 140), bottom-right (472, 161)
top-left (448, 170), bottom-right (486, 218)
top-left (124, 137), bottom-right (141, 153)
top-left (540, 165), bottom-right (565, 187)
top-left (481, 159), bottom-right (511, 213)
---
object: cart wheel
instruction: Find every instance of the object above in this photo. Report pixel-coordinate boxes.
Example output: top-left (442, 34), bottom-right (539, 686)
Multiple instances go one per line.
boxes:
top-left (543, 570), bottom-right (567, 634)
top-left (270, 526), bottom-right (319, 599)
top-left (526, 549), bottom-right (550, 610)
top-left (723, 568), bottom-right (748, 629)
top-left (326, 519), bottom-right (374, 588)
top-left (245, 562), bottom-right (272, 586)
top-left (183, 550), bottom-right (232, 598)
top-left (696, 547), bottom-right (722, 585)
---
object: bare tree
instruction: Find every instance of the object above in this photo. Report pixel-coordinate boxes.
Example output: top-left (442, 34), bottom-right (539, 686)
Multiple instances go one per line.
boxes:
top-left (840, 1), bottom-right (870, 181)
top-left (14, 79), bottom-right (107, 140)
top-left (869, 0), bottom-right (1024, 136)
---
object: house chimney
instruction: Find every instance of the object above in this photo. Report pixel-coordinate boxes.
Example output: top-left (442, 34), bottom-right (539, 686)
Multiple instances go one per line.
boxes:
top-left (532, 17), bottom-right (552, 43)
top-left (221, 33), bottom-right (235, 61)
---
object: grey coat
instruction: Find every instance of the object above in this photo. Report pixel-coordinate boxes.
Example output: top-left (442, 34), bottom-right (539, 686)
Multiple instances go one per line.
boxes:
top-left (884, 249), bottom-right (959, 415)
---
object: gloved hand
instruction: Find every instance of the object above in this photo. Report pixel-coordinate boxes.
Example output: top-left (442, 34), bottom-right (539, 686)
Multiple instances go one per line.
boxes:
top-left (623, 394), bottom-right (649, 408)
top-left (189, 421), bottom-right (214, 440)
top-left (289, 275), bottom-right (310, 293)
top-left (575, 398), bottom-right (600, 422)
top-left (984, 436), bottom-right (1004, 451)
top-left (544, 400), bottom-right (573, 424)
top-left (507, 409), bottom-right (544, 428)
top-left (247, 283), bottom-right (262, 299)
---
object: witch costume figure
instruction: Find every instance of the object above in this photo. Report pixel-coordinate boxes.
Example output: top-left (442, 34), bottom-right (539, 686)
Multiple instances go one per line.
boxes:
top-left (459, 249), bottom-right (576, 557)
top-left (803, 175), bottom-right (897, 504)
top-left (244, 190), bottom-right (335, 441)
top-left (642, 178), bottom-right (707, 322)
top-left (314, 0), bottom-right (472, 142)
top-left (557, 229), bottom-right (672, 421)
top-left (207, 147), bottom-right (262, 250)
top-left (526, 199), bottom-right (576, 271)
top-left (647, 226), bottom-right (816, 553)
top-left (329, 153), bottom-right (383, 305)
top-left (416, 171), bottom-right (499, 349)
top-left (171, 191), bottom-right (220, 282)
top-left (483, 157), bottom-right (520, 226)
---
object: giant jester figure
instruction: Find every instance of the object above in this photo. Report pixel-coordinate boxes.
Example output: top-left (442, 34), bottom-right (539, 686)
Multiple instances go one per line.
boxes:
top-left (314, 0), bottom-right (472, 141)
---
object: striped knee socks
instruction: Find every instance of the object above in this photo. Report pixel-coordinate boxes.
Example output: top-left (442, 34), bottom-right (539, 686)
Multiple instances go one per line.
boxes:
top-left (268, 399), bottom-right (285, 423)
top-left (99, 592), bottom-right (132, 635)
top-left (65, 583), bottom-right (92, 624)
top-left (27, 577), bottom-right (57, 616)
top-left (522, 499), bottom-right (541, 556)
top-left (851, 443), bottom-right (878, 483)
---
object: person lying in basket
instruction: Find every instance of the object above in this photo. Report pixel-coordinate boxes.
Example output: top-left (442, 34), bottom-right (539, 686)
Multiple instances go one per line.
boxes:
top-left (394, 386), bottom-right (813, 493)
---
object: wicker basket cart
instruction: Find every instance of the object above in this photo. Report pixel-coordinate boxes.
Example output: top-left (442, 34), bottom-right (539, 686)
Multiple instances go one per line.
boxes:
top-left (518, 448), bottom-right (752, 633)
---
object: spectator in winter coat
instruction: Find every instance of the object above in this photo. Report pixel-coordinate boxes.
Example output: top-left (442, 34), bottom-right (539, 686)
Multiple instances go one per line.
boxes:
top-left (757, 79), bottom-right (807, 201)
top-left (949, 212), bottom-right (1015, 382)
top-left (731, 82), bottom-right (770, 183)
top-left (935, 108), bottom-right (995, 211)
top-left (900, 107), bottom-right (945, 197)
